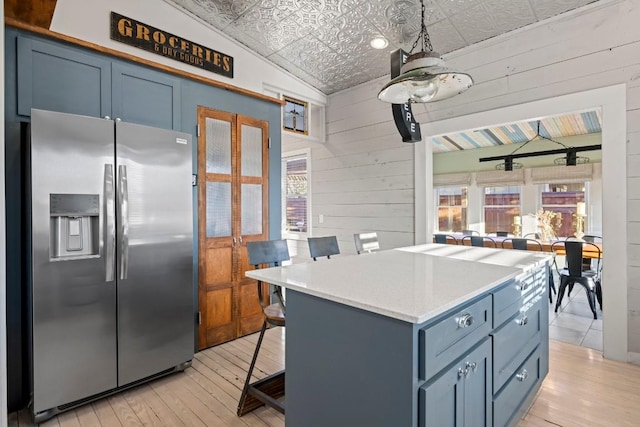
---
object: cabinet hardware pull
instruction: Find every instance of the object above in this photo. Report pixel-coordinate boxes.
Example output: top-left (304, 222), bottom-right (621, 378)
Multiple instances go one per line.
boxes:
top-left (233, 237), bottom-right (237, 246)
top-left (517, 315), bottom-right (529, 326)
top-left (516, 369), bottom-right (529, 382)
top-left (456, 313), bottom-right (474, 328)
top-left (465, 361), bottom-right (477, 377)
top-left (239, 236), bottom-right (243, 243)
top-left (519, 282), bottom-right (530, 291)
top-left (457, 367), bottom-right (466, 379)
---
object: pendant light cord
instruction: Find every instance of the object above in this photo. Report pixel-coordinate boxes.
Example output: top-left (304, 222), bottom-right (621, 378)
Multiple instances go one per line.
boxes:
top-left (509, 121), bottom-right (570, 156)
top-left (410, 0), bottom-right (433, 54)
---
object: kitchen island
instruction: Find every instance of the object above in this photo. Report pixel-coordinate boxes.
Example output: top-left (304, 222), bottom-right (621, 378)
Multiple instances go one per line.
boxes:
top-left (246, 244), bottom-right (551, 427)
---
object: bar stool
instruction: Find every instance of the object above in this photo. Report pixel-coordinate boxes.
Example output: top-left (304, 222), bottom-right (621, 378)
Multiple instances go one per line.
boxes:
top-left (237, 239), bottom-right (290, 416)
top-left (354, 232), bottom-right (379, 254)
top-left (308, 236), bottom-right (340, 260)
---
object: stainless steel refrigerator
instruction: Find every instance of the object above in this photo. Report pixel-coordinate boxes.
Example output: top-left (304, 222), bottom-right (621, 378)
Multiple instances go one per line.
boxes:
top-left (28, 109), bottom-right (194, 421)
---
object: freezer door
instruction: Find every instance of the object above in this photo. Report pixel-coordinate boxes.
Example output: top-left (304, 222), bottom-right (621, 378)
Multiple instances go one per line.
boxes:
top-left (30, 109), bottom-right (117, 413)
top-left (115, 121), bottom-right (194, 385)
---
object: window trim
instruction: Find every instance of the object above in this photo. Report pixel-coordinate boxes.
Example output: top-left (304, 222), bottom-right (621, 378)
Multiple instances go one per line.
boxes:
top-left (282, 148), bottom-right (311, 240)
top-left (283, 95), bottom-right (308, 135)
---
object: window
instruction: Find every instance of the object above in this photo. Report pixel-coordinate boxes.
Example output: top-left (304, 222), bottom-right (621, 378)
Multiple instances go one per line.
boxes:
top-left (283, 96), bottom-right (308, 135)
top-left (435, 187), bottom-right (468, 232)
top-left (541, 183), bottom-right (586, 237)
top-left (484, 186), bottom-right (521, 234)
top-left (282, 150), bottom-right (310, 237)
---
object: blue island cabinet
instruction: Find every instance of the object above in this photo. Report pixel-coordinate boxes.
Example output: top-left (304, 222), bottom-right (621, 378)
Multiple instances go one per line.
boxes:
top-left (284, 263), bottom-right (548, 427)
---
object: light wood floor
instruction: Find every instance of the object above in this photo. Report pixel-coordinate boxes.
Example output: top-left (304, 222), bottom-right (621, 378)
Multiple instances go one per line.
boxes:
top-left (9, 328), bottom-right (640, 426)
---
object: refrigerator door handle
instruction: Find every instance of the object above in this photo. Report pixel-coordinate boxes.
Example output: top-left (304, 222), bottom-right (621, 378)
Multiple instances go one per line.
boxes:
top-left (118, 164), bottom-right (129, 280)
top-left (104, 164), bottom-right (116, 282)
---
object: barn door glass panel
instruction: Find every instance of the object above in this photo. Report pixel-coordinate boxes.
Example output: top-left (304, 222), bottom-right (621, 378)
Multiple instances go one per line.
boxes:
top-left (206, 182), bottom-right (231, 237)
top-left (241, 184), bottom-right (262, 235)
top-left (206, 118), bottom-right (231, 174)
top-left (240, 124), bottom-right (262, 177)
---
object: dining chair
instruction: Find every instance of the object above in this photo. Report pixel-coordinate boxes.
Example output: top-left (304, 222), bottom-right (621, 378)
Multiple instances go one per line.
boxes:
top-left (308, 236), bottom-right (340, 260)
top-left (551, 241), bottom-right (602, 319)
top-left (238, 240), bottom-right (290, 416)
top-left (501, 238), bottom-right (543, 251)
top-left (582, 235), bottom-right (603, 243)
top-left (354, 232), bottom-right (380, 254)
top-left (460, 235), bottom-right (497, 248)
top-left (487, 231), bottom-right (513, 237)
top-left (523, 232), bottom-right (541, 239)
top-left (434, 234), bottom-right (458, 245)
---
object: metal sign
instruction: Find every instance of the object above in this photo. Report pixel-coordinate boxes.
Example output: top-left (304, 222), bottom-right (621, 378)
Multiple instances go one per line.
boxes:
top-left (110, 12), bottom-right (234, 78)
top-left (390, 49), bottom-right (422, 143)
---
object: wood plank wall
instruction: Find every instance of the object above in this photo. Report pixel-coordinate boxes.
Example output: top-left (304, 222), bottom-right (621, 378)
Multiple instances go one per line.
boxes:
top-left (283, 0), bottom-right (640, 355)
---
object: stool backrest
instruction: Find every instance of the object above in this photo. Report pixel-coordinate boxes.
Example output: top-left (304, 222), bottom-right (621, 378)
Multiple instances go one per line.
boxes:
top-left (308, 236), bottom-right (340, 260)
top-left (247, 240), bottom-right (290, 267)
top-left (354, 232), bottom-right (380, 254)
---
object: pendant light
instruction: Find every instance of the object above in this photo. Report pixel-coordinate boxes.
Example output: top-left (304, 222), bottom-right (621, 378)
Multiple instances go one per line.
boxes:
top-left (378, 0), bottom-right (473, 104)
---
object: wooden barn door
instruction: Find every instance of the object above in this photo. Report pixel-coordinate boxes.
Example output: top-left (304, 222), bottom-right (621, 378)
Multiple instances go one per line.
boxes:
top-left (197, 107), bottom-right (269, 349)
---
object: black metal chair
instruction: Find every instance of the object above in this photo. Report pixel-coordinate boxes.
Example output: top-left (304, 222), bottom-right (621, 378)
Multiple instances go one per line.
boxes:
top-left (488, 231), bottom-right (512, 237)
top-left (434, 234), bottom-right (458, 245)
top-left (308, 236), bottom-right (340, 260)
top-left (551, 241), bottom-right (602, 319)
top-left (354, 232), bottom-right (380, 254)
top-left (501, 237), bottom-right (543, 251)
top-left (460, 235), bottom-right (497, 248)
top-left (523, 232), bottom-right (541, 239)
top-left (237, 240), bottom-right (290, 416)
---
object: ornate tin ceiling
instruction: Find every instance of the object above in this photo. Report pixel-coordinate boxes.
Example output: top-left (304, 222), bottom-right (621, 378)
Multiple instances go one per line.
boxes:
top-left (165, 0), bottom-right (601, 94)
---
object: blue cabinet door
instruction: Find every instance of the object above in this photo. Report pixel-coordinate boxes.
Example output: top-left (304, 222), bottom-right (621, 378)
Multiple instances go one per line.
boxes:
top-left (17, 36), bottom-right (111, 118)
top-left (111, 62), bottom-right (181, 130)
top-left (420, 338), bottom-right (492, 427)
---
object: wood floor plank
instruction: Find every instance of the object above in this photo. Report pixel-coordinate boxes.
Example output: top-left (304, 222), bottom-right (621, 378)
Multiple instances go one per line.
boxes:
top-left (121, 387), bottom-right (165, 427)
top-left (91, 399), bottom-right (124, 427)
top-left (107, 394), bottom-right (143, 426)
top-left (74, 404), bottom-right (102, 427)
top-left (10, 332), bottom-right (640, 427)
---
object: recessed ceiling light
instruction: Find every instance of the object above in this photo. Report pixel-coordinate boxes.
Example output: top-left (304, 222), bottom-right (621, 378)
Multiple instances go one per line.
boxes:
top-left (370, 36), bottom-right (388, 49)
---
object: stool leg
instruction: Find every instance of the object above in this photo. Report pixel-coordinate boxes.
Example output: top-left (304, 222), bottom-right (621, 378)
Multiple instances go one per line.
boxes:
top-left (238, 320), bottom-right (267, 415)
top-left (555, 277), bottom-right (568, 313)
top-left (595, 279), bottom-right (603, 311)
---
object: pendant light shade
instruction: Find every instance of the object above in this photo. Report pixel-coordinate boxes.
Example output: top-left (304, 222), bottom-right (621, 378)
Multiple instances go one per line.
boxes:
top-left (378, 0), bottom-right (473, 104)
top-left (378, 52), bottom-right (473, 103)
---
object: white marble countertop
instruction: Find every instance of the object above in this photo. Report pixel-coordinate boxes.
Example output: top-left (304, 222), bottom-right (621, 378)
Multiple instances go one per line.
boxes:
top-left (246, 244), bottom-right (551, 324)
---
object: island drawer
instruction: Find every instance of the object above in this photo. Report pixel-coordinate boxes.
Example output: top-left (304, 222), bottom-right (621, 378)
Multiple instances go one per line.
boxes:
top-left (493, 267), bottom-right (546, 327)
top-left (491, 294), bottom-right (543, 392)
top-left (419, 295), bottom-right (492, 381)
top-left (493, 347), bottom-right (542, 427)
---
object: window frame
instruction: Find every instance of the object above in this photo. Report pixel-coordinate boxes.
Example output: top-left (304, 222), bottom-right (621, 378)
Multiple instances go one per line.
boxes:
top-left (283, 95), bottom-right (308, 135)
top-left (483, 185), bottom-right (522, 235)
top-left (281, 148), bottom-right (311, 240)
top-left (434, 186), bottom-right (468, 233)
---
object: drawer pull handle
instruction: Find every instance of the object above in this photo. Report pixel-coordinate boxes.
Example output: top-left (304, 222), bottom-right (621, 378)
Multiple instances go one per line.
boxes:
top-left (457, 367), bottom-right (466, 379)
top-left (516, 369), bottom-right (529, 382)
top-left (517, 315), bottom-right (529, 326)
top-left (456, 313), bottom-right (474, 328)
top-left (519, 282), bottom-right (530, 291)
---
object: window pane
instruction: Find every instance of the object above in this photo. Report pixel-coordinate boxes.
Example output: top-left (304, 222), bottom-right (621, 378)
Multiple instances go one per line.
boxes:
top-left (241, 184), bottom-right (263, 235)
top-left (206, 118), bottom-right (231, 174)
top-left (241, 124), bottom-right (262, 177)
top-left (206, 182), bottom-right (231, 237)
top-left (541, 182), bottom-right (586, 237)
top-left (283, 156), bottom-right (308, 233)
top-left (484, 186), bottom-right (520, 234)
top-left (436, 187), bottom-right (467, 232)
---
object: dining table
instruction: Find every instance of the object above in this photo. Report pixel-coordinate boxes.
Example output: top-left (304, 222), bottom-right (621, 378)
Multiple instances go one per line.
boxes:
top-left (450, 234), bottom-right (603, 259)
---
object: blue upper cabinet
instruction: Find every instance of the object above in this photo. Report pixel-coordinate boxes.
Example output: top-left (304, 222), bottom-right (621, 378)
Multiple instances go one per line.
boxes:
top-left (111, 63), bottom-right (180, 130)
top-left (17, 36), bottom-right (111, 118)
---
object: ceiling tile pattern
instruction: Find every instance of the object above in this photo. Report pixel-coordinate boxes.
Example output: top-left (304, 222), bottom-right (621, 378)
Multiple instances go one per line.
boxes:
top-left (430, 110), bottom-right (602, 153)
top-left (166, 0), bottom-right (600, 94)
